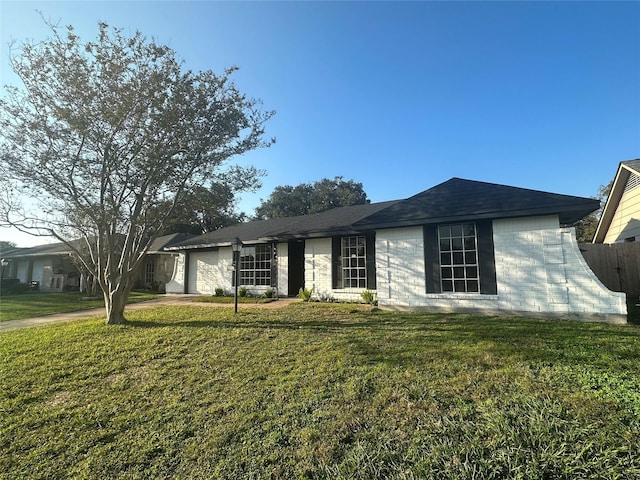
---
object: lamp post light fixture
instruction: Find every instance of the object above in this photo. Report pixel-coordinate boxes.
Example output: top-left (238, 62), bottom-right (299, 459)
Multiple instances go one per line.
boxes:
top-left (231, 236), bottom-right (243, 314)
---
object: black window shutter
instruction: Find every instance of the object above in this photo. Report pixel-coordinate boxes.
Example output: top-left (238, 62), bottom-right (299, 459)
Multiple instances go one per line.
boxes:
top-left (423, 224), bottom-right (441, 293)
top-left (476, 220), bottom-right (497, 294)
top-left (365, 234), bottom-right (376, 290)
top-left (331, 236), bottom-right (342, 289)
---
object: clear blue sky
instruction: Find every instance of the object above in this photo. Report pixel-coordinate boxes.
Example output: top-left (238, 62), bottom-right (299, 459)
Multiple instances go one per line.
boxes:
top-left (1, 1), bottom-right (639, 247)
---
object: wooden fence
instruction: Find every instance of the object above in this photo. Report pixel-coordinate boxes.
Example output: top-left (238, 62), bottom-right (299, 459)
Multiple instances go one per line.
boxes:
top-left (579, 243), bottom-right (640, 297)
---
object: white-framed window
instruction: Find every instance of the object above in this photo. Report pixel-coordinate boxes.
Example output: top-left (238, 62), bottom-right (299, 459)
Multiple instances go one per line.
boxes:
top-left (239, 244), bottom-right (271, 286)
top-left (341, 235), bottom-right (367, 288)
top-left (438, 223), bottom-right (479, 293)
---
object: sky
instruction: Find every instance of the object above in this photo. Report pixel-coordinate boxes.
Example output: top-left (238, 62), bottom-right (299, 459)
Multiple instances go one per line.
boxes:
top-left (1, 0), bottom-right (639, 247)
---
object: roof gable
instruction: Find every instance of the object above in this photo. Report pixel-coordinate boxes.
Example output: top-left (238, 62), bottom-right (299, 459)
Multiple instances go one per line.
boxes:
top-left (594, 159), bottom-right (640, 243)
top-left (355, 178), bottom-right (600, 228)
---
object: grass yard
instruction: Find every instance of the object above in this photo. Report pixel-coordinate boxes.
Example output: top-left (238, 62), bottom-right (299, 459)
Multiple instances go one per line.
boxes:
top-left (1, 303), bottom-right (640, 479)
top-left (0, 292), bottom-right (160, 321)
top-left (193, 295), bottom-right (277, 304)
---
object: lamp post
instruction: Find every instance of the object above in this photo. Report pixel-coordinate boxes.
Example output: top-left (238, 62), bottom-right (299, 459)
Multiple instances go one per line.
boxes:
top-left (231, 236), bottom-right (243, 314)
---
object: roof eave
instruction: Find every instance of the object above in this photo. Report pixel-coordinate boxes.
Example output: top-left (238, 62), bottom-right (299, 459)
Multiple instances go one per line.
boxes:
top-left (593, 163), bottom-right (629, 243)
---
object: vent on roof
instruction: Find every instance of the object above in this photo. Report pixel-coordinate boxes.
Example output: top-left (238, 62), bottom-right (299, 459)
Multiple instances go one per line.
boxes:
top-left (624, 172), bottom-right (640, 193)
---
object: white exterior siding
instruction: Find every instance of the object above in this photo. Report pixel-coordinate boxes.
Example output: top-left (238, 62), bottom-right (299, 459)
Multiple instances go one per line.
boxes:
top-left (304, 238), bottom-right (333, 298)
top-left (603, 178), bottom-right (640, 243)
top-left (277, 242), bottom-right (289, 297)
top-left (187, 251), bottom-right (221, 294)
top-left (167, 243), bottom-right (287, 296)
top-left (165, 216), bottom-right (626, 322)
top-left (304, 237), bottom-right (374, 301)
top-left (375, 227), bottom-right (425, 307)
top-left (375, 216), bottom-right (627, 322)
top-left (166, 253), bottom-right (187, 294)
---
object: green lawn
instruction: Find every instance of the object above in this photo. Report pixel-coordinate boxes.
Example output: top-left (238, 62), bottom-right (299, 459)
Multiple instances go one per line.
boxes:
top-left (0, 292), bottom-right (160, 321)
top-left (193, 295), bottom-right (277, 304)
top-left (1, 303), bottom-right (639, 479)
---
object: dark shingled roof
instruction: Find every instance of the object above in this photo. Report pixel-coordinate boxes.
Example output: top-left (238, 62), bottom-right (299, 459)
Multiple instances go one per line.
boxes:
top-left (163, 178), bottom-right (601, 250)
top-left (2, 233), bottom-right (197, 258)
top-left (354, 178), bottom-right (600, 228)
top-left (169, 201), bottom-right (398, 250)
top-left (621, 159), bottom-right (640, 174)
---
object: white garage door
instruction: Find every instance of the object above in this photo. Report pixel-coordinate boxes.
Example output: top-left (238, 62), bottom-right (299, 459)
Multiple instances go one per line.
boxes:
top-left (188, 251), bottom-right (219, 294)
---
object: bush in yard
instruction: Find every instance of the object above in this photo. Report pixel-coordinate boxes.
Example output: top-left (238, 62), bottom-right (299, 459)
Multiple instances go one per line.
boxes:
top-left (298, 287), bottom-right (313, 301)
top-left (0, 279), bottom-right (29, 296)
top-left (361, 289), bottom-right (377, 305)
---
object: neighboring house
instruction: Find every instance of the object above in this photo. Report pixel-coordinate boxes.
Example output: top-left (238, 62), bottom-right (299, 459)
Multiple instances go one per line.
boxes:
top-left (1, 242), bottom-right (81, 292)
top-left (593, 159), bottom-right (640, 244)
top-left (165, 178), bottom-right (627, 323)
top-left (1, 234), bottom-right (192, 293)
top-left (580, 159), bottom-right (640, 297)
top-left (140, 233), bottom-right (195, 291)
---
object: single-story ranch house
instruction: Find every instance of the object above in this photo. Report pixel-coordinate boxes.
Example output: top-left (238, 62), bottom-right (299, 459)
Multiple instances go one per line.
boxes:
top-left (165, 178), bottom-right (627, 323)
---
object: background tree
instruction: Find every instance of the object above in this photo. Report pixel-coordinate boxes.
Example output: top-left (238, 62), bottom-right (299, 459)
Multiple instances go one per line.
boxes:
top-left (255, 176), bottom-right (369, 219)
top-left (157, 172), bottom-right (261, 235)
top-left (0, 241), bottom-right (17, 252)
top-left (573, 181), bottom-right (613, 243)
top-left (0, 22), bottom-right (274, 324)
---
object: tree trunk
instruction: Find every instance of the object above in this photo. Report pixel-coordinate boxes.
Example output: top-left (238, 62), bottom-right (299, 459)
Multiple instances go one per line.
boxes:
top-left (105, 289), bottom-right (128, 325)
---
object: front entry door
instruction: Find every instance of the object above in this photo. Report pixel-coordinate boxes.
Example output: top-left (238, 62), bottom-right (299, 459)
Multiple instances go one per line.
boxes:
top-left (288, 240), bottom-right (305, 297)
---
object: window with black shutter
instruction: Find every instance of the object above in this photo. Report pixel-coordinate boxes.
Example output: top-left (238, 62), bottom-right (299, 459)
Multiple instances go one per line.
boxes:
top-left (424, 220), bottom-right (497, 294)
top-left (332, 234), bottom-right (376, 289)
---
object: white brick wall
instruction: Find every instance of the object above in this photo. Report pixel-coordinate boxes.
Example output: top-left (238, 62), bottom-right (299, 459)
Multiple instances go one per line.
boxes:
top-left (304, 238), bottom-right (367, 302)
top-left (166, 242), bottom-right (288, 297)
top-left (276, 242), bottom-right (288, 297)
top-left (166, 253), bottom-right (186, 294)
top-left (375, 216), bottom-right (627, 322)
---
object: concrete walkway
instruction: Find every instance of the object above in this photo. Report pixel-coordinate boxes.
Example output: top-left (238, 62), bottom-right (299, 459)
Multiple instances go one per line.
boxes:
top-left (0, 295), bottom-right (299, 332)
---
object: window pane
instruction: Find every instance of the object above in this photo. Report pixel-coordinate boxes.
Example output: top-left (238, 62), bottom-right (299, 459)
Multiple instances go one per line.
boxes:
top-left (239, 244), bottom-right (270, 286)
top-left (451, 225), bottom-right (463, 237)
top-left (438, 223), bottom-right (479, 294)
top-left (463, 224), bottom-right (475, 236)
top-left (341, 235), bottom-right (368, 289)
